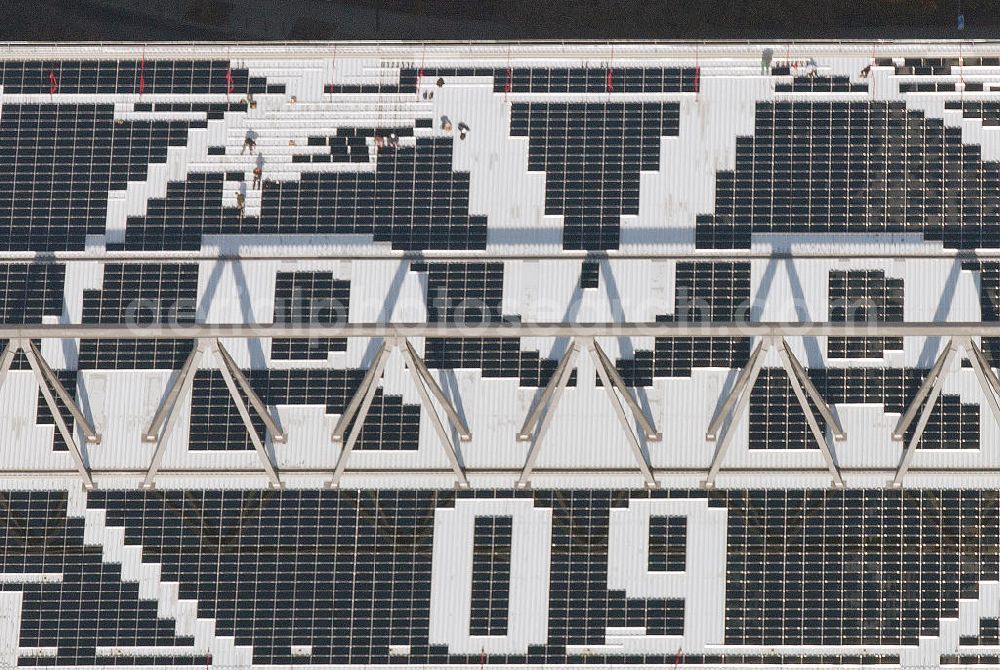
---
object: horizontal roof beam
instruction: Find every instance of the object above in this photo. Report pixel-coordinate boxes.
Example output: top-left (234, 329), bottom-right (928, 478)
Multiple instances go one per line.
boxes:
top-left (6, 249), bottom-right (1000, 262)
top-left (17, 465), bottom-right (1000, 481)
top-left (2, 321), bottom-right (1000, 339)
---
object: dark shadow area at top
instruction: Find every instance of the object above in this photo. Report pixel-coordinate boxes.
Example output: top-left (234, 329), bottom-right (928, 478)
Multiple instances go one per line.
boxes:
top-left (0, 0), bottom-right (992, 42)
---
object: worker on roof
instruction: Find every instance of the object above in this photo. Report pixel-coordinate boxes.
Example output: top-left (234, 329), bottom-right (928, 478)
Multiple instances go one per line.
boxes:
top-left (806, 58), bottom-right (818, 79)
top-left (235, 190), bottom-right (245, 221)
top-left (761, 48), bottom-right (773, 75)
top-left (252, 165), bottom-right (262, 190)
top-left (241, 131), bottom-right (256, 155)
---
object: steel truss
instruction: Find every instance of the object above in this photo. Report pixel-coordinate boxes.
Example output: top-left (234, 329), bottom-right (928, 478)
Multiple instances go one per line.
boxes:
top-left (516, 337), bottom-right (661, 489)
top-left (704, 337), bottom-right (845, 489)
top-left (329, 337), bottom-right (470, 489)
top-left (0, 322), bottom-right (998, 489)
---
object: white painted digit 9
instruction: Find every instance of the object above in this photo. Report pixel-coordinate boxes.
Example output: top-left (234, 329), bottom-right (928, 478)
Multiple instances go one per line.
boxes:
top-left (606, 499), bottom-right (728, 652)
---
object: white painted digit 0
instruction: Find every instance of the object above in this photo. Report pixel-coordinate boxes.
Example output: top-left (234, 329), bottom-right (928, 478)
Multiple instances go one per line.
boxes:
top-left (428, 499), bottom-right (553, 654)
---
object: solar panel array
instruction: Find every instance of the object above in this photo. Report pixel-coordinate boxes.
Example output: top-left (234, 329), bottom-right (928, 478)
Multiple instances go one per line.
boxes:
top-left (79, 263), bottom-right (198, 369)
top-left (510, 102), bottom-right (679, 249)
top-left (0, 45), bottom-right (999, 669)
top-left (6, 487), bottom-right (996, 663)
top-left (696, 101), bottom-right (1000, 249)
top-left (827, 269), bottom-right (904, 358)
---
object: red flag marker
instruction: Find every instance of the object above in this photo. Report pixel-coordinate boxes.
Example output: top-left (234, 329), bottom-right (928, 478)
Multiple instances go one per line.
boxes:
top-left (139, 57), bottom-right (146, 95)
top-left (504, 68), bottom-right (512, 94)
top-left (606, 67), bottom-right (614, 92)
top-left (225, 65), bottom-right (234, 94)
top-left (694, 65), bottom-right (700, 92)
top-left (416, 67), bottom-right (424, 93)
top-left (49, 67), bottom-right (58, 95)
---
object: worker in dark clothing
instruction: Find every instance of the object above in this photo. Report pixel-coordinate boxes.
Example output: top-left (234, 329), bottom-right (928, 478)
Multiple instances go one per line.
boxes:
top-left (860, 64), bottom-right (872, 79)
top-left (458, 122), bottom-right (470, 140)
top-left (235, 191), bottom-right (245, 220)
top-left (252, 165), bottom-right (262, 190)
top-left (241, 132), bottom-right (256, 155)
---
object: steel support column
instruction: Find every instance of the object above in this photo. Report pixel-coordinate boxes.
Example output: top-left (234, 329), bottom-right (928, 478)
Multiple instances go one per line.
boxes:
top-left (516, 339), bottom-right (581, 488)
top-left (332, 339), bottom-right (389, 442)
top-left (330, 337), bottom-right (475, 488)
top-left (706, 338), bottom-right (767, 441)
top-left (329, 338), bottom-right (395, 487)
top-left (780, 338), bottom-right (845, 440)
top-left (965, 337), bottom-right (1000, 432)
top-left (211, 340), bottom-right (282, 488)
top-left (399, 340), bottom-right (469, 489)
top-left (142, 342), bottom-right (207, 489)
top-left (518, 341), bottom-right (579, 441)
top-left (893, 338), bottom-right (955, 441)
top-left (19, 339), bottom-right (94, 489)
top-left (776, 338), bottom-right (843, 488)
top-left (586, 338), bottom-right (657, 488)
top-left (0, 340), bottom-right (16, 390)
top-left (144, 345), bottom-right (201, 442)
top-left (213, 339), bottom-right (286, 443)
top-left (589, 338), bottom-right (661, 441)
top-left (703, 337), bottom-right (772, 488)
top-left (892, 340), bottom-right (957, 487)
top-left (24, 339), bottom-right (100, 444)
top-left (402, 338), bottom-right (471, 441)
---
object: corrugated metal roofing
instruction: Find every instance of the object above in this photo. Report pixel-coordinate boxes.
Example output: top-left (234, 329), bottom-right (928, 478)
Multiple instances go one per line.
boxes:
top-left (0, 42), bottom-right (997, 493)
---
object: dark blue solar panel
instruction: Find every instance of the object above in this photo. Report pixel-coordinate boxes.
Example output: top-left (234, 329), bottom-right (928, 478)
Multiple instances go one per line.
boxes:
top-left (0, 263), bottom-right (65, 370)
top-left (947, 100), bottom-right (1000, 125)
top-left (1, 491), bottom-right (203, 666)
top-left (416, 262), bottom-right (570, 386)
top-left (750, 367), bottom-right (980, 450)
top-left (79, 263), bottom-right (198, 369)
top-left (0, 105), bottom-right (202, 251)
top-left (469, 516), bottom-right (512, 635)
top-left (126, 136), bottom-right (487, 251)
top-left (510, 102), bottom-right (680, 250)
top-left (965, 262), bottom-right (1000, 364)
top-left (52, 486), bottom-right (989, 661)
top-left (774, 76), bottom-right (867, 92)
top-left (34, 369), bottom-right (77, 452)
top-left (0, 60), bottom-right (271, 94)
top-left (188, 369), bottom-right (420, 452)
top-left (697, 100), bottom-right (1000, 249)
top-left (827, 270), bottom-right (904, 358)
top-left (271, 271), bottom-right (350, 361)
top-left (615, 262), bottom-right (752, 383)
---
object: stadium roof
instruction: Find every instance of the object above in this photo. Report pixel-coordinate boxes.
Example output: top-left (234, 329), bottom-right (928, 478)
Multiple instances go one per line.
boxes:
top-left (7, 40), bottom-right (1000, 670)
top-left (0, 41), bottom-right (999, 493)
